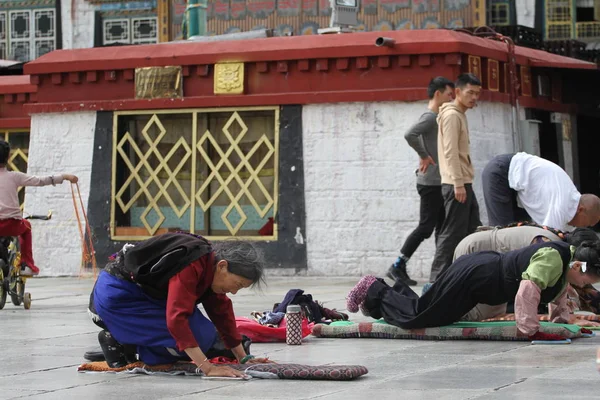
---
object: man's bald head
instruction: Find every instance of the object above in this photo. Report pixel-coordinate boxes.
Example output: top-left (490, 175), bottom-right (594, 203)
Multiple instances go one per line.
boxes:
top-left (570, 194), bottom-right (600, 228)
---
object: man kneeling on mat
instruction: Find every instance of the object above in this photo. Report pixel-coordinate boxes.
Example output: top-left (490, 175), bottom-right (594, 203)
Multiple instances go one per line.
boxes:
top-left (87, 232), bottom-right (270, 377)
top-left (346, 240), bottom-right (600, 340)
top-left (452, 225), bottom-right (600, 327)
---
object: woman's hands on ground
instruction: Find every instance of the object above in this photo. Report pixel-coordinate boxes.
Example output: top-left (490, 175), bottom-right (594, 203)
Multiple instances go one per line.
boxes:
top-left (245, 357), bottom-right (275, 364)
top-left (573, 319), bottom-right (600, 327)
top-left (204, 364), bottom-right (248, 378)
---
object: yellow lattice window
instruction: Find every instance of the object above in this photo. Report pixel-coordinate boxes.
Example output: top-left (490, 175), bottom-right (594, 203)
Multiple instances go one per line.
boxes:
top-left (576, 21), bottom-right (600, 38)
top-left (2, 130), bottom-right (29, 208)
top-left (111, 107), bottom-right (279, 241)
top-left (490, 3), bottom-right (510, 26)
top-left (545, 0), bottom-right (573, 40)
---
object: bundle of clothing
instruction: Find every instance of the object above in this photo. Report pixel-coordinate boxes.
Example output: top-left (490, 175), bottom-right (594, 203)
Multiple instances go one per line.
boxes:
top-left (238, 289), bottom-right (349, 343)
top-left (253, 289), bottom-right (349, 326)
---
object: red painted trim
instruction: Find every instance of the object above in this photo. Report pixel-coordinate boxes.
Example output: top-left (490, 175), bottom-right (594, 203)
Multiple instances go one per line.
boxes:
top-left (398, 55), bottom-right (411, 67)
top-left (378, 56), bottom-right (391, 69)
top-left (336, 58), bottom-right (349, 70)
top-left (257, 62), bottom-right (268, 73)
top-left (0, 117), bottom-right (31, 129)
top-left (23, 88), bottom-right (430, 113)
top-left (24, 31), bottom-right (596, 75)
top-left (298, 59), bottom-right (310, 71)
top-left (418, 54), bottom-right (431, 66)
top-left (0, 76), bottom-right (37, 95)
top-left (23, 88), bottom-right (573, 114)
top-left (277, 61), bottom-right (288, 73)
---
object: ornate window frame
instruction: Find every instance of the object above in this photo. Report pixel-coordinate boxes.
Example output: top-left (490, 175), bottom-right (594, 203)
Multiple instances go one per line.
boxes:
top-left (110, 107), bottom-right (280, 241)
top-left (0, 6), bottom-right (56, 62)
top-left (102, 15), bottom-right (158, 45)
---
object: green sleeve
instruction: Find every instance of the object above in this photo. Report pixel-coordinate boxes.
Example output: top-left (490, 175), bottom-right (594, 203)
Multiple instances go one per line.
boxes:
top-left (521, 247), bottom-right (564, 290)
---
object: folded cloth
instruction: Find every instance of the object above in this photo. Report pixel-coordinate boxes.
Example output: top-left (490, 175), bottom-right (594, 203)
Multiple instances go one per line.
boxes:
top-left (259, 312), bottom-right (285, 326)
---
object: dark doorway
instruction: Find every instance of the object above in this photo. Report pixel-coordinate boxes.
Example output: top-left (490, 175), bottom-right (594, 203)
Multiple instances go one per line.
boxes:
top-left (576, 114), bottom-right (600, 230)
top-left (530, 110), bottom-right (560, 166)
top-left (577, 114), bottom-right (600, 196)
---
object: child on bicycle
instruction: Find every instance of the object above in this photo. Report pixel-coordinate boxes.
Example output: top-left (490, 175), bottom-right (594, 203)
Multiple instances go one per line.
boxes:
top-left (0, 139), bottom-right (78, 276)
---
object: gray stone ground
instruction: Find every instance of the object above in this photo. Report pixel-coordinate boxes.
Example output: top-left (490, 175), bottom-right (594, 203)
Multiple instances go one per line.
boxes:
top-left (0, 276), bottom-right (598, 400)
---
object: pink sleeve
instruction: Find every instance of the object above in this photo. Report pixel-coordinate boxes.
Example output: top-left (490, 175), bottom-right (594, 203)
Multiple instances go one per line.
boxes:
top-left (12, 171), bottom-right (64, 187)
top-left (548, 287), bottom-right (570, 324)
top-left (515, 280), bottom-right (542, 336)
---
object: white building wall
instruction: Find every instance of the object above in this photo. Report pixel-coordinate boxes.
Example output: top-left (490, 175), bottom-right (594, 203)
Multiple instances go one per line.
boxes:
top-left (25, 112), bottom-right (97, 276)
top-left (515, 0), bottom-right (536, 29)
top-left (302, 101), bottom-right (514, 279)
top-left (61, 0), bottom-right (96, 50)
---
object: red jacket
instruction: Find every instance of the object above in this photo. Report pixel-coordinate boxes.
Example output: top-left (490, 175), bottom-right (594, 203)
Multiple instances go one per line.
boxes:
top-left (166, 254), bottom-right (241, 352)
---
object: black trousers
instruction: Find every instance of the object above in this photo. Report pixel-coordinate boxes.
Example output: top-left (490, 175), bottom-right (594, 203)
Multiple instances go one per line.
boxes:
top-left (429, 183), bottom-right (481, 281)
top-left (482, 153), bottom-right (531, 226)
top-left (400, 184), bottom-right (445, 258)
top-left (364, 252), bottom-right (507, 329)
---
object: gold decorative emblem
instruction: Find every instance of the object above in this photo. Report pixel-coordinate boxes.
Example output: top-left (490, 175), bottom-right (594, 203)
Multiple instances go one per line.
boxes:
top-left (135, 66), bottom-right (182, 99)
top-left (214, 62), bottom-right (245, 95)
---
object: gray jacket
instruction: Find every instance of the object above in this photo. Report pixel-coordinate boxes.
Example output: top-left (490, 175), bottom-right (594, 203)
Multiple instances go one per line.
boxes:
top-left (404, 111), bottom-right (440, 186)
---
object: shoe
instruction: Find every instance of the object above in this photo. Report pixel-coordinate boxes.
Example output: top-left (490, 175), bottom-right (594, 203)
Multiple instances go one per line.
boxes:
top-left (123, 344), bottom-right (138, 364)
top-left (20, 264), bottom-right (39, 276)
top-left (84, 344), bottom-right (137, 364)
top-left (98, 330), bottom-right (128, 368)
top-left (205, 335), bottom-right (252, 361)
top-left (386, 258), bottom-right (417, 286)
top-left (83, 349), bottom-right (105, 362)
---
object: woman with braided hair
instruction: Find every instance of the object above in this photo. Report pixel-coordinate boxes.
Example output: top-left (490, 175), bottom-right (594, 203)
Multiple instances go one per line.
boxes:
top-left (346, 240), bottom-right (600, 341)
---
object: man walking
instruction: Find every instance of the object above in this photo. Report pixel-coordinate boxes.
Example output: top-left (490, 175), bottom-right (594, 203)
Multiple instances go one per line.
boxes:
top-left (388, 77), bottom-right (455, 285)
top-left (429, 73), bottom-right (482, 282)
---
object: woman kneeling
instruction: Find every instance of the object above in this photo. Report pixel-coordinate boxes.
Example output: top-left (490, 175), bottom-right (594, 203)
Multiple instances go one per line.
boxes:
top-left (89, 232), bottom-right (267, 377)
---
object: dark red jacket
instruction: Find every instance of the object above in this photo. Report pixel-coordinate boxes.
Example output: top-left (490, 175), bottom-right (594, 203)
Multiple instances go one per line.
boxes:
top-left (166, 253), bottom-right (241, 352)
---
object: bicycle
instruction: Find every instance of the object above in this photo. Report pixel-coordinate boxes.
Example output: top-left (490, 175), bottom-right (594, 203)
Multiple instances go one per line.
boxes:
top-left (0, 212), bottom-right (52, 310)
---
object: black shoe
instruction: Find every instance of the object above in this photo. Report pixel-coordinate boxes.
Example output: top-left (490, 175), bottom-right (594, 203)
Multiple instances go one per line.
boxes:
top-left (98, 330), bottom-right (128, 368)
top-left (84, 344), bottom-right (137, 364)
top-left (83, 348), bottom-right (105, 362)
top-left (205, 335), bottom-right (252, 360)
top-left (123, 344), bottom-right (138, 364)
top-left (386, 258), bottom-right (417, 286)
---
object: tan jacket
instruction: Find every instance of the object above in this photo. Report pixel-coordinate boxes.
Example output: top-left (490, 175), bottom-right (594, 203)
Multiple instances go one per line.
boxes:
top-left (437, 102), bottom-right (475, 187)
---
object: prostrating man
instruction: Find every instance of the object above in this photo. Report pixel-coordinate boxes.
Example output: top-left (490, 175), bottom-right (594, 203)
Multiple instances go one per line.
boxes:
top-left (482, 152), bottom-right (600, 231)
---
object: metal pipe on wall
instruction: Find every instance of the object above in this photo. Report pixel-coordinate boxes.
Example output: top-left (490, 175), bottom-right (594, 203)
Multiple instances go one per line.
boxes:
top-left (169, 29), bottom-right (275, 44)
top-left (375, 37), bottom-right (395, 47)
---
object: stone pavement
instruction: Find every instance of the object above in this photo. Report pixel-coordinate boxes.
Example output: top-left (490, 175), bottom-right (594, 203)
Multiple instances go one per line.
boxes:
top-left (0, 277), bottom-right (598, 400)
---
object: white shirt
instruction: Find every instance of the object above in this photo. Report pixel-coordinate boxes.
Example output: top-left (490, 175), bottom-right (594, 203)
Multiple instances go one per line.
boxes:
top-left (508, 152), bottom-right (580, 231)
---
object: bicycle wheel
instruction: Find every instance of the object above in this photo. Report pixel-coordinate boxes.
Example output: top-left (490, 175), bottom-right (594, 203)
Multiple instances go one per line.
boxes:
top-left (0, 272), bottom-right (6, 310)
top-left (23, 292), bottom-right (31, 310)
top-left (10, 278), bottom-right (24, 306)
